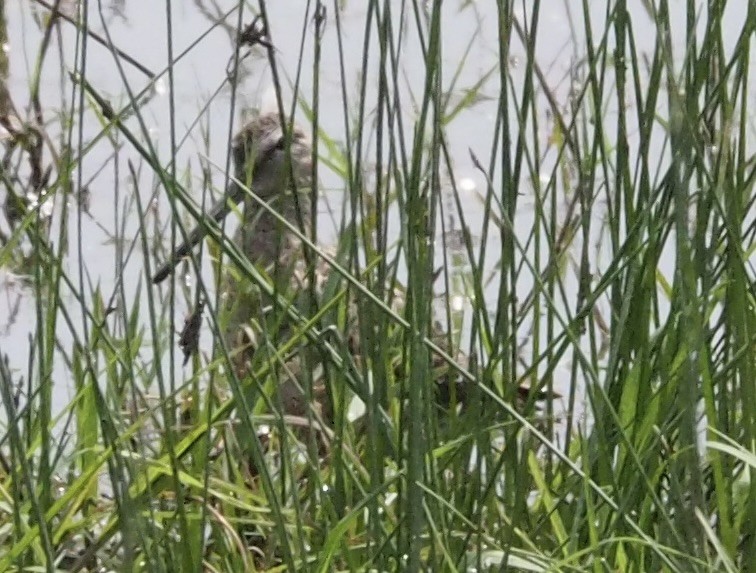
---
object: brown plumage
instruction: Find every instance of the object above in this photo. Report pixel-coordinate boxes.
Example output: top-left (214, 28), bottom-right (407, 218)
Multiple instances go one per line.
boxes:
top-left (154, 112), bottom-right (554, 430)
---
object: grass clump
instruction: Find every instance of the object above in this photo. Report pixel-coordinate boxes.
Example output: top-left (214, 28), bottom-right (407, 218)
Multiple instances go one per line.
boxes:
top-left (0, 1), bottom-right (754, 571)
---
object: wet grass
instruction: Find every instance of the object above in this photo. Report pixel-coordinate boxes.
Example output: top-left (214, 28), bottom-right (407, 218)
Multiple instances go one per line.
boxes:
top-left (1, 1), bottom-right (755, 571)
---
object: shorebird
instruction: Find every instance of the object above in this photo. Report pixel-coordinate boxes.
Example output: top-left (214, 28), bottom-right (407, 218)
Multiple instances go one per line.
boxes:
top-left (154, 111), bottom-right (330, 420)
top-left (152, 112), bottom-right (312, 285)
top-left (153, 111), bottom-right (553, 426)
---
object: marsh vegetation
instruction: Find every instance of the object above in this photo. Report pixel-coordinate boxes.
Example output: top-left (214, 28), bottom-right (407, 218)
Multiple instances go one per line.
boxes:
top-left (0, 2), bottom-right (754, 571)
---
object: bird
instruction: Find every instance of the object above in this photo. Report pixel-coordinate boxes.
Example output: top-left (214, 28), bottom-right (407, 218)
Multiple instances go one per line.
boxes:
top-left (153, 111), bottom-right (555, 432)
top-left (152, 112), bottom-right (312, 285)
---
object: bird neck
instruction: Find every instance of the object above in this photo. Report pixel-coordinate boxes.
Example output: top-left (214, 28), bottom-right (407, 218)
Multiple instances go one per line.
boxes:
top-left (238, 190), bottom-right (312, 270)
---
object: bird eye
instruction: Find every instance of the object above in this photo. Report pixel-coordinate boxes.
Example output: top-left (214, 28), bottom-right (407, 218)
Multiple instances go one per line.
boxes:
top-left (273, 137), bottom-right (286, 150)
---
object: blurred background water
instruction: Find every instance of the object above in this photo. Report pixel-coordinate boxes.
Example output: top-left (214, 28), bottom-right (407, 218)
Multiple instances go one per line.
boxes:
top-left (0, 0), bottom-right (753, 416)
